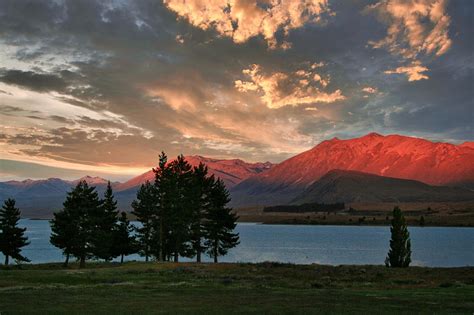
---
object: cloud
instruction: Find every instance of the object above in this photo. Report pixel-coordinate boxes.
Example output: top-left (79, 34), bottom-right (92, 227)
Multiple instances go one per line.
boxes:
top-left (0, 69), bottom-right (69, 92)
top-left (367, 0), bottom-right (452, 82)
top-left (163, 0), bottom-right (332, 49)
top-left (367, 0), bottom-right (452, 59)
top-left (235, 64), bottom-right (345, 109)
top-left (384, 62), bottom-right (429, 81)
top-left (362, 86), bottom-right (378, 94)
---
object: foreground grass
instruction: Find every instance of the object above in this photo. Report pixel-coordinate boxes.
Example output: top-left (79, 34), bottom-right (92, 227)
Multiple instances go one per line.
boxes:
top-left (0, 262), bottom-right (473, 314)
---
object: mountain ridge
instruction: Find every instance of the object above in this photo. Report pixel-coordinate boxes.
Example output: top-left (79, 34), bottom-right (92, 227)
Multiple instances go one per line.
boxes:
top-left (230, 133), bottom-right (474, 207)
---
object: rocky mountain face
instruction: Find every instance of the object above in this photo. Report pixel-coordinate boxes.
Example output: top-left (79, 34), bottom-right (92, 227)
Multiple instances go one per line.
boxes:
top-left (230, 133), bottom-right (474, 207)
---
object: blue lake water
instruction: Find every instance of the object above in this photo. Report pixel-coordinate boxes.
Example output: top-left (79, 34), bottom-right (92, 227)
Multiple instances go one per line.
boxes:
top-left (1, 220), bottom-right (473, 267)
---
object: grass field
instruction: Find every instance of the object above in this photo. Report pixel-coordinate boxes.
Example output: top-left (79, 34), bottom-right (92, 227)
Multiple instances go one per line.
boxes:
top-left (0, 262), bottom-right (473, 314)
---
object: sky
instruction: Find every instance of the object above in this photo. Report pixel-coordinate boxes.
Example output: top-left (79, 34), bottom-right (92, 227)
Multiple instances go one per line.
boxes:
top-left (0, 0), bottom-right (473, 181)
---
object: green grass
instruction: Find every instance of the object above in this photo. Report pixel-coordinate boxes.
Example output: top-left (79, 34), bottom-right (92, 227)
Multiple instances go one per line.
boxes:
top-left (0, 262), bottom-right (473, 314)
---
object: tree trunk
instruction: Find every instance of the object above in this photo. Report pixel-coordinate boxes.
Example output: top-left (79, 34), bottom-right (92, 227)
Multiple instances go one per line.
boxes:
top-left (4, 255), bottom-right (9, 265)
top-left (145, 255), bottom-right (149, 262)
top-left (196, 249), bottom-right (201, 263)
top-left (79, 255), bottom-right (85, 268)
top-left (214, 241), bottom-right (218, 263)
top-left (121, 254), bottom-right (124, 264)
top-left (159, 219), bottom-right (164, 262)
top-left (63, 253), bottom-right (70, 267)
top-left (174, 252), bottom-right (179, 262)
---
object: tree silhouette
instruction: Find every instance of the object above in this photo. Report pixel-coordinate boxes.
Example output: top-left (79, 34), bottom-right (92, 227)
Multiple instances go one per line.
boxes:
top-left (50, 209), bottom-right (76, 267)
top-left (204, 179), bottom-right (240, 263)
top-left (91, 181), bottom-right (119, 261)
top-left (0, 199), bottom-right (29, 265)
top-left (114, 212), bottom-right (136, 263)
top-left (189, 163), bottom-right (213, 263)
top-left (167, 155), bottom-right (194, 262)
top-left (50, 181), bottom-right (102, 268)
top-left (385, 206), bottom-right (411, 268)
top-left (132, 181), bottom-right (157, 262)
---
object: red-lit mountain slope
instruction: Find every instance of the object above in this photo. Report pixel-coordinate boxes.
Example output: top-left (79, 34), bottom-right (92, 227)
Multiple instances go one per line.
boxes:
top-left (231, 133), bottom-right (474, 207)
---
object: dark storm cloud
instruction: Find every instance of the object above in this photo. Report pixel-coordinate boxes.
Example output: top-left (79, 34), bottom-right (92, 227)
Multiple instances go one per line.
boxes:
top-left (0, 69), bottom-right (69, 92)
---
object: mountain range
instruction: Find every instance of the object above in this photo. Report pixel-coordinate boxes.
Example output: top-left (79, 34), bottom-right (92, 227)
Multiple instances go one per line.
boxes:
top-left (1, 133), bottom-right (473, 217)
top-left (0, 156), bottom-right (273, 217)
top-left (230, 133), bottom-right (474, 207)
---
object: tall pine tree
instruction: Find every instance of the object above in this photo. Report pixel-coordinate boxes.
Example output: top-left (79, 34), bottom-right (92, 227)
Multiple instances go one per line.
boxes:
top-left (0, 199), bottom-right (29, 265)
top-left (131, 181), bottom-right (157, 262)
top-left (114, 212), bottom-right (136, 263)
top-left (153, 151), bottom-right (171, 262)
top-left (385, 206), bottom-right (411, 268)
top-left (91, 181), bottom-right (119, 261)
top-left (50, 209), bottom-right (76, 267)
top-left (204, 179), bottom-right (239, 263)
top-left (189, 163), bottom-right (212, 263)
top-left (50, 181), bottom-right (102, 268)
top-left (167, 155), bottom-right (194, 262)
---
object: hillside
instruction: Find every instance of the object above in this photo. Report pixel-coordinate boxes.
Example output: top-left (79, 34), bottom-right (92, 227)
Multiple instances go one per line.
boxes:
top-left (292, 170), bottom-right (474, 204)
top-left (231, 133), bottom-right (474, 207)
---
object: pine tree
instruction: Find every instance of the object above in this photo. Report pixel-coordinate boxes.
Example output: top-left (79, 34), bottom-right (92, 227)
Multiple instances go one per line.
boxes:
top-left (153, 151), bottom-right (171, 262)
top-left (131, 181), bottom-right (157, 262)
top-left (51, 181), bottom-right (102, 268)
top-left (91, 181), bottom-right (119, 261)
top-left (0, 199), bottom-right (29, 265)
top-left (385, 206), bottom-right (411, 268)
top-left (50, 209), bottom-right (76, 267)
top-left (167, 155), bottom-right (194, 262)
top-left (114, 212), bottom-right (136, 263)
top-left (204, 179), bottom-right (239, 263)
top-left (189, 163), bottom-right (212, 263)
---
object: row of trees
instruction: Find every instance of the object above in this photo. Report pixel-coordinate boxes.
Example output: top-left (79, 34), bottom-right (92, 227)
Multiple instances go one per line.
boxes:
top-left (49, 153), bottom-right (239, 267)
top-left (131, 153), bottom-right (239, 263)
top-left (50, 182), bottom-right (135, 267)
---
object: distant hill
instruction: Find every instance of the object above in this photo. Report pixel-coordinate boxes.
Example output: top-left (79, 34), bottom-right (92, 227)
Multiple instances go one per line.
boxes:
top-left (117, 155), bottom-right (273, 191)
top-left (292, 170), bottom-right (474, 204)
top-left (230, 133), bottom-right (474, 207)
top-left (0, 157), bottom-right (273, 218)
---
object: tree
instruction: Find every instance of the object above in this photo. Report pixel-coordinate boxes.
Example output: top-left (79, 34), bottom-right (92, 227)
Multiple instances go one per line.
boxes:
top-left (50, 181), bottom-right (102, 268)
top-left (204, 179), bottom-right (240, 263)
top-left (168, 155), bottom-right (194, 262)
top-left (91, 181), bottom-right (119, 261)
top-left (50, 209), bottom-right (76, 267)
top-left (132, 181), bottom-right (157, 262)
top-left (114, 212), bottom-right (136, 263)
top-left (419, 215), bottom-right (425, 227)
top-left (189, 163), bottom-right (212, 263)
top-left (153, 151), bottom-right (171, 262)
top-left (0, 199), bottom-right (29, 265)
top-left (385, 206), bottom-right (411, 268)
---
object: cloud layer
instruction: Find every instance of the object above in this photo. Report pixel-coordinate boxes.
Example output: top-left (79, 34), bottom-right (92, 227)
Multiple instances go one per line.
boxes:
top-left (0, 0), bottom-right (471, 179)
top-left (367, 0), bottom-right (453, 81)
top-left (164, 0), bottom-right (332, 49)
top-left (235, 63), bottom-right (344, 108)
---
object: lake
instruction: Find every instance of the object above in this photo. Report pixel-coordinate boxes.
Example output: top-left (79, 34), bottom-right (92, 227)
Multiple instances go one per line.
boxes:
top-left (1, 220), bottom-right (473, 267)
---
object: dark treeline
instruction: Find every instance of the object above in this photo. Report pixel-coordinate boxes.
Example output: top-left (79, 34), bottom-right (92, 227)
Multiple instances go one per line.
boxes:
top-left (48, 152), bottom-right (239, 267)
top-left (263, 202), bottom-right (345, 213)
top-left (131, 152), bottom-right (239, 263)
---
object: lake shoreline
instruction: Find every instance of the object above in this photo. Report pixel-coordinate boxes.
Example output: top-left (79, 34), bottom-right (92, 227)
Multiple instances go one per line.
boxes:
top-left (24, 216), bottom-right (474, 227)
